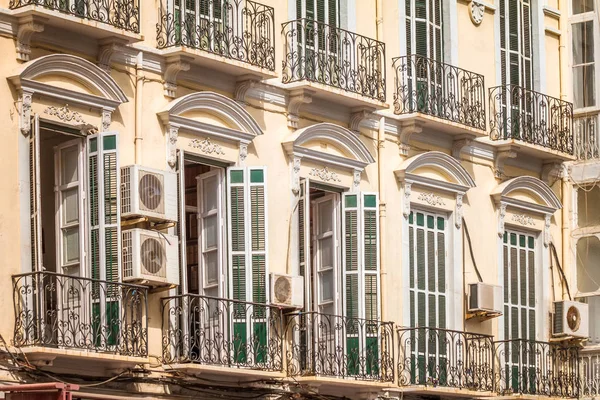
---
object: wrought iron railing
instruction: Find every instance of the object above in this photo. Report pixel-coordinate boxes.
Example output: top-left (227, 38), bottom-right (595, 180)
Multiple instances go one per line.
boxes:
top-left (156, 0), bottom-right (275, 71)
top-left (396, 327), bottom-right (493, 391)
top-left (12, 271), bottom-right (148, 357)
top-left (9, 0), bottom-right (139, 32)
top-left (282, 19), bottom-right (386, 102)
top-left (393, 55), bottom-right (486, 130)
top-left (574, 114), bottom-right (600, 160)
top-left (493, 339), bottom-right (579, 398)
top-left (162, 294), bottom-right (284, 371)
top-left (580, 348), bottom-right (600, 397)
top-left (286, 312), bottom-right (394, 381)
top-left (489, 84), bottom-right (574, 154)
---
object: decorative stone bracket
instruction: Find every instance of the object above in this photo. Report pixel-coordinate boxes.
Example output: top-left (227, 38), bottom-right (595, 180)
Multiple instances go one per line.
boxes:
top-left (494, 147), bottom-right (518, 178)
top-left (349, 107), bottom-right (375, 133)
top-left (287, 89), bottom-right (314, 129)
top-left (234, 74), bottom-right (262, 104)
top-left (541, 161), bottom-right (564, 184)
top-left (397, 121), bottom-right (423, 157)
top-left (164, 55), bottom-right (192, 98)
top-left (19, 90), bottom-right (33, 136)
top-left (16, 16), bottom-right (46, 62)
top-left (97, 38), bottom-right (127, 72)
top-left (452, 135), bottom-right (474, 159)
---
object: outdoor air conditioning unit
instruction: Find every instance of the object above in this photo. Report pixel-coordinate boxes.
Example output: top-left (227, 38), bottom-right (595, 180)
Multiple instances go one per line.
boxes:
top-left (553, 300), bottom-right (589, 339)
top-left (270, 273), bottom-right (304, 309)
top-left (121, 165), bottom-right (177, 222)
top-left (468, 282), bottom-right (503, 315)
top-left (122, 228), bottom-right (179, 287)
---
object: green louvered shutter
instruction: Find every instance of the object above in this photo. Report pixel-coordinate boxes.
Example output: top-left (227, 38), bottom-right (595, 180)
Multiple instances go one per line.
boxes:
top-left (87, 131), bottom-right (121, 347)
top-left (342, 192), bottom-right (359, 375)
top-left (362, 193), bottom-right (379, 376)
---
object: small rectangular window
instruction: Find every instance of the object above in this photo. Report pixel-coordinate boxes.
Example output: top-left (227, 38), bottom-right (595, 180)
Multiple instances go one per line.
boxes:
top-left (573, 0), bottom-right (594, 14)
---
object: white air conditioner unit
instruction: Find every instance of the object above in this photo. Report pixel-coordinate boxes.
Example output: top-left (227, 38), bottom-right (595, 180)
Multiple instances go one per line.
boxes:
top-left (122, 228), bottom-right (179, 287)
top-left (270, 273), bottom-right (304, 309)
top-left (553, 300), bottom-right (589, 339)
top-left (468, 282), bottom-right (503, 315)
top-left (121, 165), bottom-right (177, 222)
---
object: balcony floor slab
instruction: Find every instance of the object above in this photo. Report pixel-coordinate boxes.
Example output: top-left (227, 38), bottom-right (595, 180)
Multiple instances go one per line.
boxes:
top-left (282, 80), bottom-right (388, 110)
top-left (394, 112), bottom-right (488, 138)
top-left (164, 363), bottom-right (285, 381)
top-left (484, 139), bottom-right (576, 162)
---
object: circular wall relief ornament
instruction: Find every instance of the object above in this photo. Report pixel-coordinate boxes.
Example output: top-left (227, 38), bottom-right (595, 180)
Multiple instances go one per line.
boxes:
top-left (470, 0), bottom-right (485, 26)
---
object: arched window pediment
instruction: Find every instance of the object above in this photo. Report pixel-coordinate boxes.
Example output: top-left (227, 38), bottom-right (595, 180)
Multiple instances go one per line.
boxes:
top-left (159, 91), bottom-right (264, 169)
top-left (395, 151), bottom-right (476, 229)
top-left (491, 176), bottom-right (562, 214)
top-left (9, 54), bottom-right (128, 135)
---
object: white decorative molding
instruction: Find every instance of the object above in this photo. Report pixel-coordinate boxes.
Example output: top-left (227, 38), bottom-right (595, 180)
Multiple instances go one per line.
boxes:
top-left (470, 1), bottom-right (485, 25)
top-left (166, 125), bottom-right (179, 170)
top-left (498, 203), bottom-right (507, 237)
top-left (418, 192), bottom-right (446, 207)
top-left (455, 194), bottom-right (464, 229)
top-left (353, 169), bottom-right (361, 189)
top-left (189, 137), bottom-right (225, 155)
top-left (403, 182), bottom-right (412, 218)
top-left (234, 74), bottom-right (261, 104)
top-left (291, 156), bottom-right (301, 195)
top-left (398, 121), bottom-right (423, 157)
top-left (494, 148), bottom-right (518, 178)
top-left (349, 107), bottom-right (375, 132)
top-left (101, 109), bottom-right (112, 132)
top-left (19, 91), bottom-right (33, 136)
top-left (164, 55), bottom-right (192, 98)
top-left (310, 166), bottom-right (341, 183)
top-left (97, 38), bottom-right (127, 72)
top-left (287, 89), bottom-right (314, 129)
top-left (541, 161), bottom-right (563, 184)
top-left (43, 104), bottom-right (86, 124)
top-left (452, 136), bottom-right (473, 159)
top-left (239, 143), bottom-right (248, 165)
top-left (544, 214), bottom-right (551, 247)
top-left (512, 213), bottom-right (535, 227)
top-left (16, 16), bottom-right (46, 62)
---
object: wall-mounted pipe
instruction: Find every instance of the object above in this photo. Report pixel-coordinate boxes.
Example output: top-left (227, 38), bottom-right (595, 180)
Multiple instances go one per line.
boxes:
top-left (135, 51), bottom-right (144, 164)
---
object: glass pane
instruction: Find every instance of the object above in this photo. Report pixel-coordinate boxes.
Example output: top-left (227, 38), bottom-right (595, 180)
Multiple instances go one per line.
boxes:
top-left (318, 201), bottom-right (333, 233)
top-left (573, 0), bottom-right (594, 14)
top-left (574, 65), bottom-right (596, 108)
top-left (321, 303), bottom-right (334, 316)
top-left (204, 214), bottom-right (218, 249)
top-left (319, 236), bottom-right (333, 269)
top-left (320, 269), bottom-right (333, 302)
top-left (203, 176), bottom-right (218, 212)
top-left (63, 227), bottom-right (79, 264)
top-left (204, 250), bottom-right (218, 285)
top-left (61, 145), bottom-right (79, 184)
top-left (62, 188), bottom-right (79, 225)
top-left (572, 21), bottom-right (594, 65)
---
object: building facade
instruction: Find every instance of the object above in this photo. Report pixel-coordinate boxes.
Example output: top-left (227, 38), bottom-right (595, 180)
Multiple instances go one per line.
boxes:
top-left (0, 0), bottom-right (595, 399)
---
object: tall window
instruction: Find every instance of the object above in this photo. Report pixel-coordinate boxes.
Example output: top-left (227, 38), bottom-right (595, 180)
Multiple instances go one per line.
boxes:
top-left (570, 0), bottom-right (600, 159)
top-left (407, 210), bottom-right (447, 329)
top-left (296, 0), bottom-right (339, 25)
top-left (405, 0), bottom-right (443, 60)
top-left (499, 0), bottom-right (533, 90)
top-left (502, 230), bottom-right (536, 341)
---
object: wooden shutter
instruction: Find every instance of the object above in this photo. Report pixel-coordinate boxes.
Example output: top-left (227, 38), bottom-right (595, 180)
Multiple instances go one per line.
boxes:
top-left (176, 151), bottom-right (187, 294)
top-left (312, 193), bottom-right (337, 316)
top-left (342, 193), bottom-right (359, 321)
top-left (248, 167), bottom-right (267, 306)
top-left (87, 132), bottom-right (121, 285)
top-left (29, 115), bottom-right (42, 272)
top-left (197, 169), bottom-right (224, 298)
top-left (227, 167), bottom-right (246, 303)
top-left (362, 193), bottom-right (379, 322)
top-left (298, 178), bottom-right (311, 310)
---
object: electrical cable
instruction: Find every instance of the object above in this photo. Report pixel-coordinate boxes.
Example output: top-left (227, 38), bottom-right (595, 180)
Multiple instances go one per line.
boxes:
top-left (463, 218), bottom-right (483, 283)
top-left (550, 241), bottom-right (572, 300)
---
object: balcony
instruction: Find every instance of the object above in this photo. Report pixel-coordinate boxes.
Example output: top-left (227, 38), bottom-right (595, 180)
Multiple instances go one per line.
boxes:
top-left (161, 294), bottom-right (284, 378)
top-left (281, 19), bottom-right (386, 108)
top-left (9, 0), bottom-right (140, 43)
top-left (12, 271), bottom-right (148, 367)
top-left (489, 85), bottom-right (575, 161)
top-left (574, 113), bottom-right (600, 161)
top-left (493, 339), bottom-right (580, 398)
top-left (396, 327), bottom-right (493, 394)
top-left (286, 312), bottom-right (394, 387)
top-left (156, 0), bottom-right (276, 77)
top-left (393, 55), bottom-right (486, 135)
top-left (580, 346), bottom-right (600, 398)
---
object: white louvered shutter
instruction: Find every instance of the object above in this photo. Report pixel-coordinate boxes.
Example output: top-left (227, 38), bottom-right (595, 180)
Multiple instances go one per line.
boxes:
top-left (313, 193), bottom-right (338, 316)
top-left (29, 115), bottom-right (42, 272)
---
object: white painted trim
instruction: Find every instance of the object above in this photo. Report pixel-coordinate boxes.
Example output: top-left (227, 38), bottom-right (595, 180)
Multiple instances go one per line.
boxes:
top-left (395, 151), bottom-right (477, 189)
top-left (491, 176), bottom-right (563, 211)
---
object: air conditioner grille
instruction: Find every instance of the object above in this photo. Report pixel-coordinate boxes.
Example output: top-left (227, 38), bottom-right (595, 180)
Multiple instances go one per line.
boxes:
top-left (139, 171), bottom-right (164, 213)
top-left (121, 167), bottom-right (131, 214)
top-left (122, 230), bottom-right (133, 278)
top-left (567, 305), bottom-right (581, 331)
top-left (274, 276), bottom-right (291, 304)
top-left (140, 235), bottom-right (166, 277)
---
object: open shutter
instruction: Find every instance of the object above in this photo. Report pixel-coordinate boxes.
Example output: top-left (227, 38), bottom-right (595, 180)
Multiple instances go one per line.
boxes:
top-left (298, 178), bottom-right (311, 310)
top-left (176, 151), bottom-right (187, 294)
top-left (29, 115), bottom-right (42, 272)
top-left (342, 193), bottom-right (359, 321)
top-left (87, 131), bottom-right (120, 347)
top-left (362, 193), bottom-right (379, 322)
